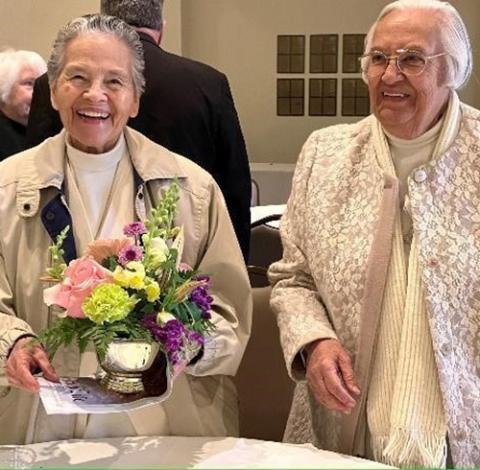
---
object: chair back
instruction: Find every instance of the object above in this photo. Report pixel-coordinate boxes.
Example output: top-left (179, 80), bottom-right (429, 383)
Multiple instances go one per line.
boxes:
top-left (248, 215), bottom-right (283, 288)
top-left (234, 286), bottom-right (295, 441)
top-left (251, 179), bottom-right (260, 207)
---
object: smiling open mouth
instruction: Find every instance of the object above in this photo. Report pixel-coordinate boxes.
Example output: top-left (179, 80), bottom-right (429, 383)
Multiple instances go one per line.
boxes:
top-left (77, 110), bottom-right (110, 120)
top-left (382, 92), bottom-right (409, 99)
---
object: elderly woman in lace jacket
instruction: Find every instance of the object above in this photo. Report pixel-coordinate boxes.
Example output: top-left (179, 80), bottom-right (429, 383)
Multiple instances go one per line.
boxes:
top-left (270, 0), bottom-right (480, 467)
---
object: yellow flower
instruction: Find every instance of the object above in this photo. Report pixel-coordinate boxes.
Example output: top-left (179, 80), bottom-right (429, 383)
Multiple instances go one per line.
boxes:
top-left (144, 277), bottom-right (160, 302)
top-left (83, 283), bottom-right (136, 325)
top-left (113, 261), bottom-right (146, 290)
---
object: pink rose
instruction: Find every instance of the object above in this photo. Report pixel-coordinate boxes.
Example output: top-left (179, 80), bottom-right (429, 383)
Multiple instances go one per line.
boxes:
top-left (44, 257), bottom-right (113, 318)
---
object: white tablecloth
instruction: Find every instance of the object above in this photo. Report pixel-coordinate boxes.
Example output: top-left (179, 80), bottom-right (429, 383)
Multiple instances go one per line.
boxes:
top-left (0, 436), bottom-right (393, 468)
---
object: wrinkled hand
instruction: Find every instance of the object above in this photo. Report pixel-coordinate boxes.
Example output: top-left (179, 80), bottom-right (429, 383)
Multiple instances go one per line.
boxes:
top-left (306, 338), bottom-right (360, 414)
top-left (5, 338), bottom-right (59, 393)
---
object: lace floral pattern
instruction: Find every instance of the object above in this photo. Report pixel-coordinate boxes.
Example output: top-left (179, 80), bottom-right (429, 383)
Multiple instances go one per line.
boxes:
top-left (270, 106), bottom-right (480, 467)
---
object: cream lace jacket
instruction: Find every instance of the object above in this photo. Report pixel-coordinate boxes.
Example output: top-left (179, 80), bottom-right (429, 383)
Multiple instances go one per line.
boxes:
top-left (270, 103), bottom-right (480, 467)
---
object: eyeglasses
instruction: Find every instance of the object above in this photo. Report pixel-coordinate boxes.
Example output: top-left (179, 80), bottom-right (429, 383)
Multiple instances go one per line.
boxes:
top-left (359, 49), bottom-right (448, 77)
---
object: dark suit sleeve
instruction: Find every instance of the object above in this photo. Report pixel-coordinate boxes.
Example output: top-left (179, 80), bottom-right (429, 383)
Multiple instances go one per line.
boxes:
top-left (213, 75), bottom-right (251, 261)
top-left (26, 73), bottom-right (63, 148)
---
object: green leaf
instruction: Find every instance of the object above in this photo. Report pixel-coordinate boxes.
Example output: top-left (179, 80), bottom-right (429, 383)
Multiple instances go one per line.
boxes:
top-left (46, 225), bottom-right (70, 280)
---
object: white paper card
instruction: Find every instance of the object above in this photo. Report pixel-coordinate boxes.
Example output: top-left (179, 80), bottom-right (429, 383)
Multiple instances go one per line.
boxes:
top-left (38, 376), bottom-right (172, 415)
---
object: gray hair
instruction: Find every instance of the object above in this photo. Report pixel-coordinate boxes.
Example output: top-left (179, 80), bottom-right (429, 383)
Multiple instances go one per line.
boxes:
top-left (363, 0), bottom-right (472, 90)
top-left (100, 0), bottom-right (164, 31)
top-left (0, 48), bottom-right (46, 104)
top-left (47, 14), bottom-right (145, 96)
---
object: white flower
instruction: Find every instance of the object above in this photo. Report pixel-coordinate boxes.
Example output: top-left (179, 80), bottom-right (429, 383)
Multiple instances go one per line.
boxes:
top-left (149, 237), bottom-right (169, 270)
top-left (156, 311), bottom-right (176, 325)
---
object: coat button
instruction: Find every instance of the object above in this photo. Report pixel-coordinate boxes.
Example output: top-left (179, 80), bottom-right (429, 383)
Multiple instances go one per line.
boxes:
top-left (413, 169), bottom-right (427, 183)
top-left (23, 203), bottom-right (31, 211)
top-left (45, 212), bottom-right (55, 221)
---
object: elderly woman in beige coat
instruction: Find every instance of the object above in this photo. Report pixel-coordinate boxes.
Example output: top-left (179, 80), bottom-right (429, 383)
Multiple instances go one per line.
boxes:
top-left (0, 15), bottom-right (251, 445)
top-left (270, 0), bottom-right (480, 468)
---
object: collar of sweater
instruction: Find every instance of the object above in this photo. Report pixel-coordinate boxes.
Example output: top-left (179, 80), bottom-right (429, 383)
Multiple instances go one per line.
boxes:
top-left (66, 134), bottom-right (126, 173)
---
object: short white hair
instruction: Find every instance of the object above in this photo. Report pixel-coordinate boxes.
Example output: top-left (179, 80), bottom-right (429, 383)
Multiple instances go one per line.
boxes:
top-left (362, 0), bottom-right (472, 90)
top-left (0, 48), bottom-right (47, 104)
top-left (48, 15), bottom-right (145, 96)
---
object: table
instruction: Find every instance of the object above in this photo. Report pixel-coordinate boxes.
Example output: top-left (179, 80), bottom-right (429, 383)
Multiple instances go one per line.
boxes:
top-left (0, 436), bottom-right (392, 468)
top-left (250, 204), bottom-right (286, 229)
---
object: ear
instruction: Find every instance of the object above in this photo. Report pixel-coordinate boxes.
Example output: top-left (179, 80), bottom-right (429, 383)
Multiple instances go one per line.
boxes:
top-left (50, 84), bottom-right (59, 111)
top-left (158, 20), bottom-right (166, 45)
top-left (129, 95), bottom-right (140, 118)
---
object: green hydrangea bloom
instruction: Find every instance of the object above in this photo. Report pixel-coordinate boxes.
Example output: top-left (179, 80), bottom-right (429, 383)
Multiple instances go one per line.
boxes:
top-left (83, 283), bottom-right (136, 325)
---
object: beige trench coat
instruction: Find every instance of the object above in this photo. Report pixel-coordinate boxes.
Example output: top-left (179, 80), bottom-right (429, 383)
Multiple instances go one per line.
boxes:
top-left (270, 103), bottom-right (480, 467)
top-left (0, 128), bottom-right (252, 445)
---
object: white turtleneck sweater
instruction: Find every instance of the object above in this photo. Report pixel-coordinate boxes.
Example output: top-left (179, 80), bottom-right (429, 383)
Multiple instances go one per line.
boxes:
top-left (384, 117), bottom-right (444, 249)
top-left (66, 135), bottom-right (127, 237)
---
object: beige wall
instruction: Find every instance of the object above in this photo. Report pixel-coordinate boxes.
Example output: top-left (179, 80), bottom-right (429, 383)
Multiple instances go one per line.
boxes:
top-left (163, 1), bottom-right (182, 54)
top-left (0, 0), bottom-right (182, 60)
top-left (181, 0), bottom-right (480, 163)
top-left (0, 0), bottom-right (98, 59)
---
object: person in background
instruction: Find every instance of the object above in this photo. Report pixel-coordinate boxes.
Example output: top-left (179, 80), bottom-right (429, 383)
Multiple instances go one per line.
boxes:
top-left (0, 49), bottom-right (46, 160)
top-left (26, 0), bottom-right (251, 261)
top-left (1, 14), bottom-right (251, 445)
top-left (270, 0), bottom-right (479, 467)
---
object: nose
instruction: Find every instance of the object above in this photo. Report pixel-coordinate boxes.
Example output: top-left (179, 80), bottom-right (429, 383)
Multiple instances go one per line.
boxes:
top-left (381, 58), bottom-right (404, 84)
top-left (83, 79), bottom-right (107, 101)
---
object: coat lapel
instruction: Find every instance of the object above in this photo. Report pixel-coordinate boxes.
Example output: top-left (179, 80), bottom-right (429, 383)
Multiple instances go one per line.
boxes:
top-left (41, 191), bottom-right (76, 264)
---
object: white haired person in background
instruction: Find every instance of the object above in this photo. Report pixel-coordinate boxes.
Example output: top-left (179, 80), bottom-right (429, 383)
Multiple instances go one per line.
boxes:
top-left (0, 48), bottom-right (46, 160)
top-left (270, 0), bottom-right (479, 467)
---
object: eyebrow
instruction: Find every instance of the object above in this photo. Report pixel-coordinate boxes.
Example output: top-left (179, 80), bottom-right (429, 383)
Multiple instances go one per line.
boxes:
top-left (63, 64), bottom-right (130, 79)
top-left (369, 44), bottom-right (428, 54)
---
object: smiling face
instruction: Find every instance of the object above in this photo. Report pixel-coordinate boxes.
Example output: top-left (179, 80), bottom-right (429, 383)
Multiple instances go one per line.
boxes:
top-left (51, 33), bottom-right (139, 154)
top-left (1, 65), bottom-right (39, 126)
top-left (367, 8), bottom-right (450, 139)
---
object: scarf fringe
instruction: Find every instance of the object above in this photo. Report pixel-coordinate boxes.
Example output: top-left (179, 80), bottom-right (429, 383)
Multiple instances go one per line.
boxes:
top-left (371, 431), bottom-right (447, 468)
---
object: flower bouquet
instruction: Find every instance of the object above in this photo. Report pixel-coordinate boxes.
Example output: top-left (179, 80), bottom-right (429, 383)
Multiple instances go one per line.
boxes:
top-left (38, 182), bottom-right (215, 395)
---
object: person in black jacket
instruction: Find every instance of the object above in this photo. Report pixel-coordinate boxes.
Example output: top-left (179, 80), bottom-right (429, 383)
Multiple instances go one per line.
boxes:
top-left (27, 0), bottom-right (251, 260)
top-left (0, 49), bottom-right (46, 160)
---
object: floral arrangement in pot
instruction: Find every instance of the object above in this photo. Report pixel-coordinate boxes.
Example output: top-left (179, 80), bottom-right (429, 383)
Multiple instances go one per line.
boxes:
top-left (38, 182), bottom-right (214, 394)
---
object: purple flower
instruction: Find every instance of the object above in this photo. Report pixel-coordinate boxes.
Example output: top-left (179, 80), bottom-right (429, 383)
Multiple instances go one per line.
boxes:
top-left (123, 222), bottom-right (147, 238)
top-left (141, 316), bottom-right (186, 365)
top-left (190, 277), bottom-right (213, 320)
top-left (195, 275), bottom-right (211, 284)
top-left (188, 330), bottom-right (205, 347)
top-left (118, 245), bottom-right (144, 266)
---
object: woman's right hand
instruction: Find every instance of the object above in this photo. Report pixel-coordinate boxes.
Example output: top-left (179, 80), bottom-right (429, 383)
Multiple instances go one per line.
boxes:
top-left (5, 337), bottom-right (59, 393)
top-left (305, 338), bottom-right (360, 414)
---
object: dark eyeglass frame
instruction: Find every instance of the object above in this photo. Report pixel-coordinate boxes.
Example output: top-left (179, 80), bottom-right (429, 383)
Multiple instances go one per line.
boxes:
top-left (359, 49), bottom-right (448, 77)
